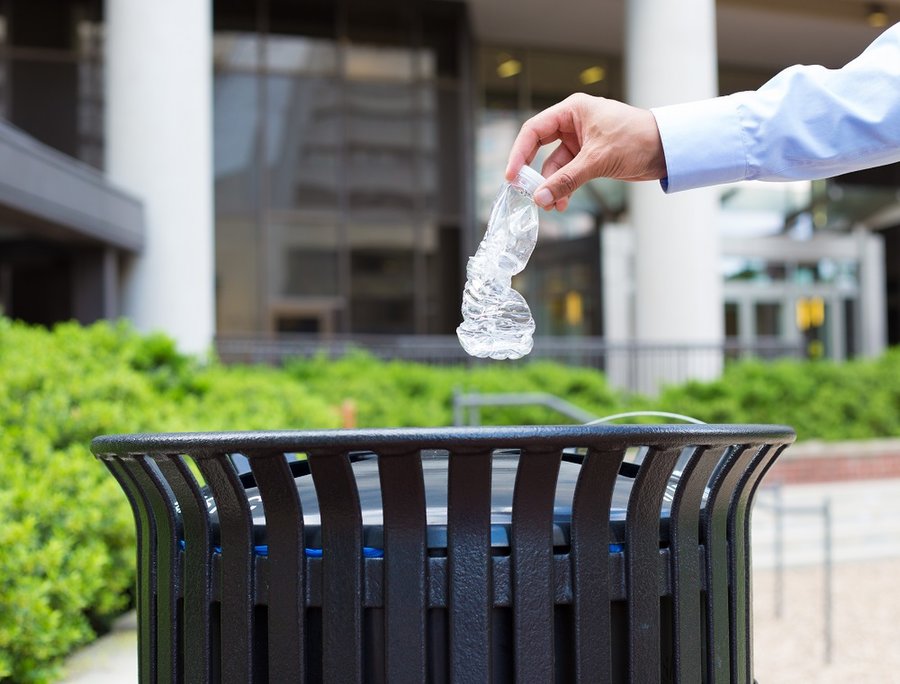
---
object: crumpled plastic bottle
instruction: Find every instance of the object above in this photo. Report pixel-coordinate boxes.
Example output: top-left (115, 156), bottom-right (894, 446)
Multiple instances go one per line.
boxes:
top-left (456, 165), bottom-right (544, 360)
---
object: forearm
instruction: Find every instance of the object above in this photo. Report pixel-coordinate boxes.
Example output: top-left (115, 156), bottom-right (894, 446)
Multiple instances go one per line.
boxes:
top-left (652, 23), bottom-right (900, 193)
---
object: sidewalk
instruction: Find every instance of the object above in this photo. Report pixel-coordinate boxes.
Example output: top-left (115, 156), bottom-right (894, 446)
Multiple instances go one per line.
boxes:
top-left (754, 557), bottom-right (900, 682)
top-left (59, 612), bottom-right (137, 683)
top-left (58, 476), bottom-right (900, 683)
top-left (750, 477), bottom-right (900, 682)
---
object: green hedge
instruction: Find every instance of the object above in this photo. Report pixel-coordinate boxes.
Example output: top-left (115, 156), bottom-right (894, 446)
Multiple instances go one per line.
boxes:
top-left (0, 320), bottom-right (339, 682)
top-left (2, 318), bottom-right (900, 681)
top-left (287, 350), bottom-right (900, 439)
top-left (286, 352), bottom-right (625, 428)
top-left (655, 351), bottom-right (900, 440)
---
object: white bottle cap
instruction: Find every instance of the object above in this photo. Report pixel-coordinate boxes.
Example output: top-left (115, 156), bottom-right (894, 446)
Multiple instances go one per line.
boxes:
top-left (515, 165), bottom-right (545, 197)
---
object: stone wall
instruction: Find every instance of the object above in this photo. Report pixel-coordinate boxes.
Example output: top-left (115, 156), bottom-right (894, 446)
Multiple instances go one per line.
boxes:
top-left (767, 439), bottom-right (900, 485)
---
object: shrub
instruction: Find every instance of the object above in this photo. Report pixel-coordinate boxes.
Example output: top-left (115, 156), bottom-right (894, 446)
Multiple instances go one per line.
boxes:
top-left (285, 353), bottom-right (627, 427)
top-left (655, 354), bottom-right (900, 441)
top-left (0, 320), bottom-right (338, 682)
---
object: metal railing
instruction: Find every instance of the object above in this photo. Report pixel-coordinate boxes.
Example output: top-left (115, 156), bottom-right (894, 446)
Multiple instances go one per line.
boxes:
top-left (216, 333), bottom-right (805, 394)
top-left (452, 390), bottom-right (599, 426)
top-left (756, 484), bottom-right (834, 664)
top-left (451, 390), bottom-right (706, 427)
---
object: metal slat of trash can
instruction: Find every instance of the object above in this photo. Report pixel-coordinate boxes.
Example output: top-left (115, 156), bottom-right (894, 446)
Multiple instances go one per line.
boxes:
top-left (195, 456), bottom-right (256, 684)
top-left (668, 445), bottom-right (719, 683)
top-left (510, 447), bottom-right (562, 681)
top-left (447, 448), bottom-right (493, 683)
top-left (131, 459), bottom-right (180, 683)
top-left (92, 424), bottom-right (796, 683)
top-left (728, 443), bottom-right (789, 684)
top-left (704, 444), bottom-right (757, 684)
top-left (307, 449), bottom-right (365, 683)
top-left (102, 459), bottom-right (155, 684)
top-left (248, 451), bottom-right (305, 682)
top-left (155, 455), bottom-right (213, 684)
top-left (377, 450), bottom-right (428, 682)
top-left (112, 457), bottom-right (180, 683)
top-left (570, 447), bottom-right (626, 682)
top-left (625, 447), bottom-right (682, 682)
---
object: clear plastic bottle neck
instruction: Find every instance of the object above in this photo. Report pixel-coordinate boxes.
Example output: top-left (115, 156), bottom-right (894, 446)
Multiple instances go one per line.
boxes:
top-left (511, 165), bottom-right (545, 198)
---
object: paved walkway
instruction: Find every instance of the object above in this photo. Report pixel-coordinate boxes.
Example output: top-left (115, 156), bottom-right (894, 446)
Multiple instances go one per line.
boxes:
top-left (751, 477), bottom-right (900, 682)
top-left (58, 477), bottom-right (900, 683)
top-left (754, 558), bottom-right (900, 682)
top-left (59, 611), bottom-right (137, 683)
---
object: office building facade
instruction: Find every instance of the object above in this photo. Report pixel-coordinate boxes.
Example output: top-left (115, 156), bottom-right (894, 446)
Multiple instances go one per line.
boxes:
top-left (0, 0), bottom-right (896, 383)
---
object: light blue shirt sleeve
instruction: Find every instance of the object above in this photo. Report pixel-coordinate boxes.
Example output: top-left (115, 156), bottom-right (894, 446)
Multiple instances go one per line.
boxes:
top-left (651, 23), bottom-right (900, 193)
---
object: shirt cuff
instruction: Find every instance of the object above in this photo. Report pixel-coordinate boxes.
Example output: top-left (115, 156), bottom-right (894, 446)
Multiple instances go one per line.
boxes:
top-left (651, 95), bottom-right (749, 193)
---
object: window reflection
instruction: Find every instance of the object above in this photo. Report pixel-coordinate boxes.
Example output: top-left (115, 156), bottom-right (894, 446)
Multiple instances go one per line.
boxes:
top-left (723, 257), bottom-right (858, 286)
top-left (265, 74), bottom-right (340, 211)
top-left (266, 35), bottom-right (336, 75)
top-left (214, 18), bottom-right (453, 335)
top-left (216, 217), bottom-right (260, 332)
top-left (214, 71), bottom-right (259, 216)
top-left (344, 44), bottom-right (433, 81)
top-left (270, 219), bottom-right (339, 298)
top-left (214, 32), bottom-right (260, 71)
top-left (755, 303), bottom-right (782, 337)
top-left (350, 249), bottom-right (416, 333)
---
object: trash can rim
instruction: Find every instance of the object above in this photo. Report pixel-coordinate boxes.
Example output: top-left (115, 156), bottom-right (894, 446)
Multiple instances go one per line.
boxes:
top-left (91, 423), bottom-right (795, 457)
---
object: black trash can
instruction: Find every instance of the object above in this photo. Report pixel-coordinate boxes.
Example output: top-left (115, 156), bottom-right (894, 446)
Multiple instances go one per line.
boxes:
top-left (92, 424), bottom-right (794, 683)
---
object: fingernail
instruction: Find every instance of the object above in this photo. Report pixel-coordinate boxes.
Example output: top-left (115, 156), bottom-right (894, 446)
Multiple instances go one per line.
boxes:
top-left (534, 188), bottom-right (553, 207)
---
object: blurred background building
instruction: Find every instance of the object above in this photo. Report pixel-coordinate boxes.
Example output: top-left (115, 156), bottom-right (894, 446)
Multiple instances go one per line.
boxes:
top-left (0, 0), bottom-right (897, 390)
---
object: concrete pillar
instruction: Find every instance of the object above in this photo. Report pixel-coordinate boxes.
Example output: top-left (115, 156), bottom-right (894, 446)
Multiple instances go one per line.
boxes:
top-left (105, 0), bottom-right (214, 355)
top-left (601, 223), bottom-right (636, 391)
top-left (857, 228), bottom-right (886, 357)
top-left (625, 0), bottom-right (723, 391)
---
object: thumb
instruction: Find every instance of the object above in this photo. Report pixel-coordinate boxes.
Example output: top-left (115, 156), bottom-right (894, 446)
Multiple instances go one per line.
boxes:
top-left (533, 155), bottom-right (592, 209)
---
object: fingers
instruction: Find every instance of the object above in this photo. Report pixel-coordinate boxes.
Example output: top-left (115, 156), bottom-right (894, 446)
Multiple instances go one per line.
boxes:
top-left (534, 151), bottom-right (592, 209)
top-left (530, 142), bottom-right (575, 210)
top-left (504, 105), bottom-right (568, 181)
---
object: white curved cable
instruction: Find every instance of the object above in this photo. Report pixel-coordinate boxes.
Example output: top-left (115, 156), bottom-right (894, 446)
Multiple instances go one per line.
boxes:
top-left (585, 410), bottom-right (706, 425)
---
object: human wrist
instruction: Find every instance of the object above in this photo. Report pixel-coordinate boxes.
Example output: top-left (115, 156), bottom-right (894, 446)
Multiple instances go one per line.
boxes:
top-left (651, 95), bottom-right (748, 193)
top-left (640, 108), bottom-right (668, 180)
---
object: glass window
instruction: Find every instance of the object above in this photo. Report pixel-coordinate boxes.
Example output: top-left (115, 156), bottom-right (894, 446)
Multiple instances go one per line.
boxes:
top-left (265, 74), bottom-right (340, 212)
top-left (433, 85), bottom-right (458, 220)
top-left (270, 219), bottom-right (339, 297)
top-left (349, 248), bottom-right (415, 333)
top-left (347, 222), bottom-right (415, 249)
top-left (345, 79), bottom-right (433, 222)
top-left (344, 44), bottom-right (433, 82)
top-left (521, 262), bottom-right (596, 337)
top-left (216, 217), bottom-right (261, 333)
top-left (11, 0), bottom-right (75, 49)
top-left (212, 1), bottom-right (462, 337)
top-left (725, 302), bottom-right (739, 337)
top-left (723, 258), bottom-right (788, 284)
top-left (844, 298), bottom-right (858, 357)
top-left (214, 72), bottom-right (260, 216)
top-left (214, 32), bottom-right (261, 71)
top-left (755, 302), bottom-right (782, 337)
top-left (266, 35), bottom-right (337, 75)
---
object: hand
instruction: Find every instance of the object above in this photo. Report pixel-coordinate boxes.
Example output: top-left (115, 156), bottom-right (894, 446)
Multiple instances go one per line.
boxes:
top-left (505, 93), bottom-right (668, 211)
